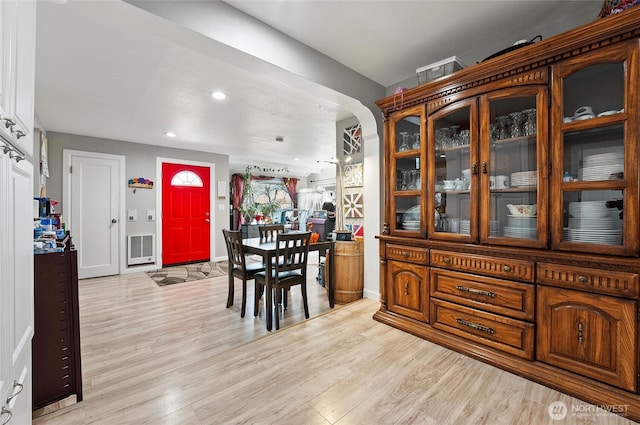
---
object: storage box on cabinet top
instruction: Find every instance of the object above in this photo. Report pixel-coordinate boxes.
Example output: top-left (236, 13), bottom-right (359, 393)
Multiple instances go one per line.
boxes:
top-left (416, 56), bottom-right (465, 84)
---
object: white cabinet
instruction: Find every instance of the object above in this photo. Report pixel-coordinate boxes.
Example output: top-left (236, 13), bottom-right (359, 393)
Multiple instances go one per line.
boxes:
top-left (0, 0), bottom-right (36, 422)
top-left (0, 152), bottom-right (33, 425)
top-left (0, 0), bottom-right (35, 156)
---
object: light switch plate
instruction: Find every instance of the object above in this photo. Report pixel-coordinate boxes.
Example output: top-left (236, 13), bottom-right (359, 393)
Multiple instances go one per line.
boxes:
top-left (147, 209), bottom-right (155, 221)
top-left (128, 209), bottom-right (137, 222)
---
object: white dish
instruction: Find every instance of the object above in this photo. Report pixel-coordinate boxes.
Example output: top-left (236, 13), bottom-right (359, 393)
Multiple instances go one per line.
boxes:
top-left (597, 110), bottom-right (619, 117)
top-left (573, 114), bottom-right (595, 120)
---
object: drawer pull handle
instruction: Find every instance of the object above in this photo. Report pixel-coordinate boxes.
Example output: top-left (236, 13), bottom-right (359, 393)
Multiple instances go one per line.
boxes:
top-left (456, 318), bottom-right (495, 335)
top-left (578, 322), bottom-right (584, 344)
top-left (577, 275), bottom-right (588, 283)
top-left (1, 407), bottom-right (11, 425)
top-left (0, 116), bottom-right (15, 128)
top-left (443, 257), bottom-right (451, 264)
top-left (456, 285), bottom-right (496, 298)
top-left (404, 282), bottom-right (409, 295)
top-left (502, 265), bottom-right (512, 272)
top-left (6, 381), bottom-right (23, 404)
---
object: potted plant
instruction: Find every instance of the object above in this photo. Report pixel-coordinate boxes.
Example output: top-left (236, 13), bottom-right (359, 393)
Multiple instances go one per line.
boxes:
top-left (258, 201), bottom-right (280, 223)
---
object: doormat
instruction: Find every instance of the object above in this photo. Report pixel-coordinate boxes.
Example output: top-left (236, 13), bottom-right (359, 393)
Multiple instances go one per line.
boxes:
top-left (146, 261), bottom-right (228, 287)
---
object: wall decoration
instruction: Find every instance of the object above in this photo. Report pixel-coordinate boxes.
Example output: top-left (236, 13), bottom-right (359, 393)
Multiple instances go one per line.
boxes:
top-left (343, 123), bottom-right (362, 155)
top-left (343, 162), bottom-right (363, 188)
top-left (345, 224), bottom-right (364, 237)
top-left (343, 192), bottom-right (363, 218)
top-left (128, 177), bottom-right (154, 189)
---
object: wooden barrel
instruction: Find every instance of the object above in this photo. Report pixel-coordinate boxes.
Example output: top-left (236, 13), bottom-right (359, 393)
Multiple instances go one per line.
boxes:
top-left (334, 239), bottom-right (364, 303)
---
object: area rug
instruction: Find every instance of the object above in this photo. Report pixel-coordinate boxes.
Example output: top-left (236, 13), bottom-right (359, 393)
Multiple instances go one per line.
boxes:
top-left (146, 261), bottom-right (228, 286)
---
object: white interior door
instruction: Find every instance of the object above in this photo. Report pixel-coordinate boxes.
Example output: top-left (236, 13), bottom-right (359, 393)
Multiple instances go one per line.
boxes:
top-left (69, 152), bottom-right (122, 278)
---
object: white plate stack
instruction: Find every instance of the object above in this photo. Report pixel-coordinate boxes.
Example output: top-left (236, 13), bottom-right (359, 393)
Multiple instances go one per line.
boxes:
top-left (510, 171), bottom-right (537, 187)
top-left (402, 220), bottom-right (420, 230)
top-left (578, 152), bottom-right (623, 181)
top-left (402, 205), bottom-right (420, 230)
top-left (504, 215), bottom-right (537, 239)
top-left (490, 220), bottom-right (499, 236)
top-left (565, 201), bottom-right (622, 245)
top-left (459, 219), bottom-right (470, 235)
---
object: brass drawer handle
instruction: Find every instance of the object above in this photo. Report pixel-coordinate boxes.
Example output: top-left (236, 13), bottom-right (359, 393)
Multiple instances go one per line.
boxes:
top-left (577, 275), bottom-right (588, 283)
top-left (456, 285), bottom-right (497, 298)
top-left (443, 257), bottom-right (452, 264)
top-left (456, 318), bottom-right (495, 335)
top-left (502, 265), bottom-right (512, 272)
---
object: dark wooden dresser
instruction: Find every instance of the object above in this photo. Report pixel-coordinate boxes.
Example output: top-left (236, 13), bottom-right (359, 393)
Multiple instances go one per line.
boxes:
top-left (32, 248), bottom-right (83, 410)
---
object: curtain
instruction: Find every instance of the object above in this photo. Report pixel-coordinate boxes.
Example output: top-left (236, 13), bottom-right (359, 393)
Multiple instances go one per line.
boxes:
top-left (231, 173), bottom-right (245, 227)
top-left (284, 177), bottom-right (298, 208)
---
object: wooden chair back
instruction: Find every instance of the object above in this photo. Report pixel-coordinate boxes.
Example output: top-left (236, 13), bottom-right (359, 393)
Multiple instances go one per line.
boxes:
top-left (274, 231), bottom-right (311, 274)
top-left (222, 229), bottom-right (247, 273)
top-left (258, 224), bottom-right (285, 243)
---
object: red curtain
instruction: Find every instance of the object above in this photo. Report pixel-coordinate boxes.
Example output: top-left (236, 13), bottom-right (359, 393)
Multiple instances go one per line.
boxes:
top-left (231, 173), bottom-right (245, 228)
top-left (284, 177), bottom-right (298, 208)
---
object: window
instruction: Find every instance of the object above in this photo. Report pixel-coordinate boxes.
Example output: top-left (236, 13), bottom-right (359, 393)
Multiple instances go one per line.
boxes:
top-left (171, 170), bottom-right (203, 187)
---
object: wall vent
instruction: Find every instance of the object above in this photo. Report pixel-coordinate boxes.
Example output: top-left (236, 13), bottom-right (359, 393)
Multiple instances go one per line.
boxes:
top-left (127, 234), bottom-right (155, 265)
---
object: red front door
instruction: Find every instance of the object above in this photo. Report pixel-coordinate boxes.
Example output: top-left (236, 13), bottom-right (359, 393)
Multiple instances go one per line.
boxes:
top-left (162, 163), bottom-right (210, 266)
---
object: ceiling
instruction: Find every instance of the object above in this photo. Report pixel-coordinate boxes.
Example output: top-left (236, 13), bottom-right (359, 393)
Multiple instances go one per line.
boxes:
top-left (34, 0), bottom-right (603, 177)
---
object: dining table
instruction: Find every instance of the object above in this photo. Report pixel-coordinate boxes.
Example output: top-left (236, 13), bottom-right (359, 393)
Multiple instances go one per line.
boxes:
top-left (241, 236), bottom-right (335, 331)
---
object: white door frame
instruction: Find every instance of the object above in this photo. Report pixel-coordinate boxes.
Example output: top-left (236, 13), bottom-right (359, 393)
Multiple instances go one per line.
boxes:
top-left (62, 149), bottom-right (126, 275)
top-left (156, 157), bottom-right (215, 269)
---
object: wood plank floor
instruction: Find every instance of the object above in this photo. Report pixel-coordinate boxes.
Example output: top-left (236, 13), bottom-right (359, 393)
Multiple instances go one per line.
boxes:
top-left (33, 254), bottom-right (638, 425)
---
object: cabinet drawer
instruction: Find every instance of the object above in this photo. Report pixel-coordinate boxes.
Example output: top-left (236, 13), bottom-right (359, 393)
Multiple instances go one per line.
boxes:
top-left (431, 298), bottom-right (534, 359)
top-left (430, 249), bottom-right (534, 282)
top-left (430, 269), bottom-right (535, 320)
top-left (537, 263), bottom-right (639, 298)
top-left (386, 244), bottom-right (428, 265)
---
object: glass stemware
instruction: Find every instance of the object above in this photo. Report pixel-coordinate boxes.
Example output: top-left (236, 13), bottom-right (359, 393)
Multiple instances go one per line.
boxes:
top-left (509, 111), bottom-right (525, 138)
top-left (398, 132), bottom-right (410, 152)
top-left (523, 108), bottom-right (537, 136)
top-left (412, 133), bottom-right (421, 150)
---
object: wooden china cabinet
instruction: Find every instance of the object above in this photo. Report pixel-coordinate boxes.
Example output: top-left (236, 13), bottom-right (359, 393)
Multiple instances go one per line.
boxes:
top-left (375, 8), bottom-right (640, 421)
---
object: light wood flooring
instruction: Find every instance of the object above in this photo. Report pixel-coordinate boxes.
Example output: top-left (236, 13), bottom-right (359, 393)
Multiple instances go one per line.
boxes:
top-left (32, 254), bottom-right (638, 425)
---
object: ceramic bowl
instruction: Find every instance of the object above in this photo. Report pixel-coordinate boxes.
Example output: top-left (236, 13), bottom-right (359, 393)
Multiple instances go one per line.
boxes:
top-left (507, 204), bottom-right (536, 216)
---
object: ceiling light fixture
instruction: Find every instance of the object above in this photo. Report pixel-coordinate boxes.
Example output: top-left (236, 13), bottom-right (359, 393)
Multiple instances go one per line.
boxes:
top-left (211, 91), bottom-right (226, 100)
top-left (165, 132), bottom-right (176, 138)
top-left (275, 136), bottom-right (284, 143)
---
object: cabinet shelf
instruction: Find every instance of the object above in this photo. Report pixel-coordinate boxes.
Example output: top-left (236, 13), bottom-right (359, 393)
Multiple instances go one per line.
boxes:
top-left (491, 187), bottom-right (537, 193)
top-left (491, 135), bottom-right (536, 146)
top-left (561, 112), bottom-right (626, 131)
top-left (561, 180), bottom-right (625, 191)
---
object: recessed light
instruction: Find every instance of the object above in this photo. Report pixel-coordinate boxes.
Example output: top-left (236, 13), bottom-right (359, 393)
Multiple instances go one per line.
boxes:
top-left (165, 132), bottom-right (176, 138)
top-left (294, 158), bottom-right (300, 161)
top-left (211, 91), bottom-right (226, 100)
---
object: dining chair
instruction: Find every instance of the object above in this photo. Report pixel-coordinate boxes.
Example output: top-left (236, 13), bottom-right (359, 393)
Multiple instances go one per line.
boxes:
top-left (254, 231), bottom-right (312, 330)
top-left (222, 229), bottom-right (265, 318)
top-left (258, 224), bottom-right (284, 243)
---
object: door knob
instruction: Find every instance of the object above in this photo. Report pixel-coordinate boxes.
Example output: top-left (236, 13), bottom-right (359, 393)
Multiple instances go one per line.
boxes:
top-left (205, 218), bottom-right (210, 223)
top-left (111, 219), bottom-right (118, 224)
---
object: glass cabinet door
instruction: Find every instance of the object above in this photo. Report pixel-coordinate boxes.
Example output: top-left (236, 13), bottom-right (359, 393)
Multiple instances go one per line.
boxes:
top-left (550, 42), bottom-right (638, 255)
top-left (479, 87), bottom-right (548, 248)
top-left (428, 99), bottom-right (477, 240)
top-left (389, 105), bottom-right (425, 235)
